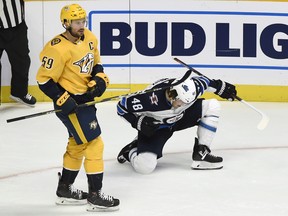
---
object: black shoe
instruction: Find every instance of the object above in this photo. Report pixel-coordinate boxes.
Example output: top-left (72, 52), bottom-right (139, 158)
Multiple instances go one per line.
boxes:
top-left (191, 138), bottom-right (223, 170)
top-left (55, 172), bottom-right (88, 205)
top-left (10, 93), bottom-right (36, 107)
top-left (117, 139), bottom-right (138, 164)
top-left (87, 190), bottom-right (120, 212)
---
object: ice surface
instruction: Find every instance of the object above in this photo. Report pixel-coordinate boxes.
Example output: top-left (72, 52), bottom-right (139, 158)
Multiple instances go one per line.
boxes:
top-left (0, 101), bottom-right (287, 216)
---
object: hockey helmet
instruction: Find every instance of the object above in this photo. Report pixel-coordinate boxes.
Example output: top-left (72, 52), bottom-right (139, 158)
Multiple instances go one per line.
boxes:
top-left (171, 77), bottom-right (197, 103)
top-left (60, 4), bottom-right (87, 26)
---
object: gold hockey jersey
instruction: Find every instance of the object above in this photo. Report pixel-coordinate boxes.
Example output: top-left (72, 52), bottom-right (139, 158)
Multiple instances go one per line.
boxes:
top-left (36, 28), bottom-right (101, 94)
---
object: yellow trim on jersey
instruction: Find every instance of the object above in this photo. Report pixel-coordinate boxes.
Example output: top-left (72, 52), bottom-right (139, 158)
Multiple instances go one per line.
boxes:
top-left (69, 113), bottom-right (88, 144)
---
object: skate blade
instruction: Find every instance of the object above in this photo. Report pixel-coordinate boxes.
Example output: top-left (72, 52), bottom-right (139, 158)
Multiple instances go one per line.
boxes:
top-left (55, 197), bottom-right (87, 205)
top-left (191, 161), bottom-right (223, 170)
top-left (86, 203), bottom-right (119, 212)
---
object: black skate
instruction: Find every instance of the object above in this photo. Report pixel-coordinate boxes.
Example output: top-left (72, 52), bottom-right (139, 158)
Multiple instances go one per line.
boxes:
top-left (87, 190), bottom-right (120, 212)
top-left (117, 139), bottom-right (138, 164)
top-left (56, 172), bottom-right (88, 205)
top-left (191, 138), bottom-right (223, 170)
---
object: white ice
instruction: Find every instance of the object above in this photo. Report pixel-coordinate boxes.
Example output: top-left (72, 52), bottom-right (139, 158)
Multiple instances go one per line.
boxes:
top-left (0, 101), bottom-right (287, 216)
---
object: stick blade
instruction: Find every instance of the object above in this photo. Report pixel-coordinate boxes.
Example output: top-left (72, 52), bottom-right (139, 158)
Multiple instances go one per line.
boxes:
top-left (257, 114), bottom-right (270, 130)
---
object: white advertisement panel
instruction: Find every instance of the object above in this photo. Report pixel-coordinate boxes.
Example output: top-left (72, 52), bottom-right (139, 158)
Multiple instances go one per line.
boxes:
top-left (1, 0), bottom-right (288, 90)
top-left (89, 0), bottom-right (288, 85)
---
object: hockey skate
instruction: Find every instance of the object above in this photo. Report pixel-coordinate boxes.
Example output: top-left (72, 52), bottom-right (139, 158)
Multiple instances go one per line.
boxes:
top-left (117, 139), bottom-right (138, 164)
top-left (191, 138), bottom-right (223, 170)
top-left (55, 172), bottom-right (88, 205)
top-left (86, 190), bottom-right (120, 212)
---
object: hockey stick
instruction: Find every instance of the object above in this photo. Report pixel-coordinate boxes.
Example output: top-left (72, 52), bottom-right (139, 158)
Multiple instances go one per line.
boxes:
top-left (6, 69), bottom-right (192, 123)
top-left (6, 96), bottom-right (119, 123)
top-left (173, 57), bottom-right (270, 130)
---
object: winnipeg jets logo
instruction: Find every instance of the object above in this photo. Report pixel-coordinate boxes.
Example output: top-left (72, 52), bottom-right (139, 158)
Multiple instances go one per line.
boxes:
top-left (73, 53), bottom-right (94, 74)
top-left (149, 92), bottom-right (158, 105)
top-left (89, 120), bottom-right (98, 130)
top-left (182, 84), bottom-right (189, 92)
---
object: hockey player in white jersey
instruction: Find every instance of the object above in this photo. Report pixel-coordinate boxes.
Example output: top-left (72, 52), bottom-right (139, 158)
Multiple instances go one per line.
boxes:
top-left (116, 70), bottom-right (237, 174)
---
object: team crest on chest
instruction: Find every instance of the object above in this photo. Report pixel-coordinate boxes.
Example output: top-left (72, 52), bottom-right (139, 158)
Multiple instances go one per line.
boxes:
top-left (73, 53), bottom-right (94, 73)
top-left (150, 92), bottom-right (158, 105)
top-left (89, 120), bottom-right (98, 130)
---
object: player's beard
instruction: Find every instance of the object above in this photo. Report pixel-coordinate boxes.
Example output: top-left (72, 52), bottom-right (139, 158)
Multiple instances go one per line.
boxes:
top-left (69, 28), bottom-right (84, 38)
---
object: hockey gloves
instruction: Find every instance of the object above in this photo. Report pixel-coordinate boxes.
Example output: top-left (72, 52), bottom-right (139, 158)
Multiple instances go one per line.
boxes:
top-left (213, 79), bottom-right (237, 101)
top-left (55, 91), bottom-right (78, 115)
top-left (133, 116), bottom-right (160, 137)
top-left (87, 72), bottom-right (109, 99)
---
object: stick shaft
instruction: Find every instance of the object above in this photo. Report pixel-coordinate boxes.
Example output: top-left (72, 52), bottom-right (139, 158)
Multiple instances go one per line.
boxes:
top-left (6, 96), bottom-right (120, 123)
top-left (7, 69), bottom-right (192, 123)
top-left (174, 57), bottom-right (245, 102)
top-left (173, 57), bottom-right (269, 130)
top-left (6, 109), bottom-right (58, 123)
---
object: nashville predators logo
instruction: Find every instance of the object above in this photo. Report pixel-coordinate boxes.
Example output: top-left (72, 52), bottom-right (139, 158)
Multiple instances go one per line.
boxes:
top-left (89, 120), bottom-right (98, 130)
top-left (73, 53), bottom-right (94, 74)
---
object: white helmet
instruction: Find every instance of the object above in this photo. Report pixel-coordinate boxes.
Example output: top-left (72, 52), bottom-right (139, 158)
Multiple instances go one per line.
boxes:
top-left (171, 77), bottom-right (197, 103)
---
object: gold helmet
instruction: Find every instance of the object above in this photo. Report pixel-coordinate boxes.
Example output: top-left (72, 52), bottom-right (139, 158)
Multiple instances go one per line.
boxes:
top-left (60, 4), bottom-right (86, 26)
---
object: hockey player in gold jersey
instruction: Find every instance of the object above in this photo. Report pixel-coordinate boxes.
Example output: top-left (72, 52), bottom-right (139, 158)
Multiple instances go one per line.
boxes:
top-left (36, 4), bottom-right (119, 212)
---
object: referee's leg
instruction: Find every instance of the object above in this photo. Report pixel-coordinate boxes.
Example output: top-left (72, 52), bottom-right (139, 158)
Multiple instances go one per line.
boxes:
top-left (7, 22), bottom-right (30, 97)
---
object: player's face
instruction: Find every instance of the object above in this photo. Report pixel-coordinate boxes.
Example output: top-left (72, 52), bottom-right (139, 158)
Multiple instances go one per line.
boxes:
top-left (172, 99), bottom-right (185, 108)
top-left (70, 18), bottom-right (86, 37)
